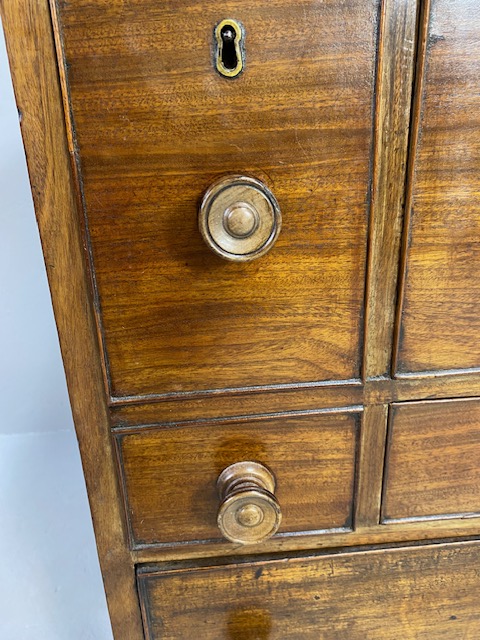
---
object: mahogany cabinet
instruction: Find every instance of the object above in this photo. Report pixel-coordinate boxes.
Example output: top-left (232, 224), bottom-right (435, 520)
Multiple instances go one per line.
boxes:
top-left (2, 0), bottom-right (480, 637)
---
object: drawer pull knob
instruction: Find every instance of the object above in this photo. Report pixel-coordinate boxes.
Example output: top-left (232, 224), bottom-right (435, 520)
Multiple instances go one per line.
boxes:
top-left (216, 461), bottom-right (282, 545)
top-left (199, 175), bottom-right (282, 262)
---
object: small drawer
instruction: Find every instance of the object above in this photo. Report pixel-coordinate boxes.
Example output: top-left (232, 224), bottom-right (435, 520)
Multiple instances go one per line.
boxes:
top-left (116, 411), bottom-right (359, 548)
top-left (382, 398), bottom-right (480, 523)
top-left (137, 541), bottom-right (480, 639)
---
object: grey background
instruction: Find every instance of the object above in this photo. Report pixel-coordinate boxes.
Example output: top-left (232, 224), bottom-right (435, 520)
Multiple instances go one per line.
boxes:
top-left (0, 20), bottom-right (113, 640)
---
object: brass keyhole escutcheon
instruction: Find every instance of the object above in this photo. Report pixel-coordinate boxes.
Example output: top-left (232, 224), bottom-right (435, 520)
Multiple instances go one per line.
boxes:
top-left (215, 19), bottom-right (244, 78)
top-left (199, 175), bottom-right (282, 262)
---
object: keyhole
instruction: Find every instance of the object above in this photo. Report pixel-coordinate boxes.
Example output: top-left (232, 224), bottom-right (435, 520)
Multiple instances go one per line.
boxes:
top-left (221, 26), bottom-right (238, 71)
top-left (215, 19), bottom-right (244, 78)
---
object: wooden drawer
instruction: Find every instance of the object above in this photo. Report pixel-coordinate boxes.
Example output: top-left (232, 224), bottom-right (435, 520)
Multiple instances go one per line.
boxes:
top-left (382, 399), bottom-right (480, 523)
top-left (396, 0), bottom-right (480, 375)
top-left (52, 0), bottom-right (381, 399)
top-left (137, 540), bottom-right (480, 639)
top-left (116, 411), bottom-right (359, 547)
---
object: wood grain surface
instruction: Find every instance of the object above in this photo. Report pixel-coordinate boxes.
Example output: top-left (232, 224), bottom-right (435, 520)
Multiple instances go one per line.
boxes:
top-left (117, 411), bottom-right (359, 547)
top-left (111, 369), bottom-right (480, 427)
top-left (138, 540), bottom-right (480, 639)
top-left (54, 0), bottom-right (381, 398)
top-left (396, 0), bottom-right (480, 374)
top-left (6, 0), bottom-right (480, 637)
top-left (354, 404), bottom-right (388, 527)
top-left (132, 514), bottom-right (480, 564)
top-left (110, 381), bottom-right (363, 426)
top-left (382, 398), bottom-right (480, 522)
top-left (364, 0), bottom-right (418, 378)
top-left (0, 0), bottom-right (144, 637)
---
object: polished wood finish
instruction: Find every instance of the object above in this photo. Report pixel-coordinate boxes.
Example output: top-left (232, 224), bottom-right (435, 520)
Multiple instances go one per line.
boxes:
top-left (54, 0), bottom-right (380, 398)
top-left (354, 404), bottom-right (388, 527)
top-left (0, 0), bottom-right (143, 637)
top-left (111, 370), bottom-right (480, 427)
top-left (364, 0), bottom-right (419, 378)
top-left (118, 411), bottom-right (358, 547)
top-left (383, 398), bottom-right (480, 523)
top-left (138, 540), bottom-right (480, 639)
top-left (133, 516), bottom-right (480, 564)
top-left (216, 461), bottom-right (281, 545)
top-left (396, 0), bottom-right (480, 374)
top-left (365, 370), bottom-right (480, 405)
top-left (6, 0), bottom-right (480, 637)
top-left (198, 175), bottom-right (282, 262)
top-left (110, 382), bottom-right (363, 425)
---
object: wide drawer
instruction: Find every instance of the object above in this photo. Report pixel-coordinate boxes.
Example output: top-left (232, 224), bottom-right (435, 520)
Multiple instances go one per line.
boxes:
top-left (53, 0), bottom-right (380, 399)
top-left (116, 410), bottom-right (359, 548)
top-left (137, 540), bottom-right (480, 639)
top-left (382, 398), bottom-right (480, 523)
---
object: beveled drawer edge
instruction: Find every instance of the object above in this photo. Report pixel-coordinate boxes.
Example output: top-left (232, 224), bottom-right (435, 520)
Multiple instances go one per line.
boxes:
top-left (132, 521), bottom-right (480, 564)
top-left (131, 526), bottom-right (354, 553)
top-left (109, 377), bottom-right (362, 405)
top-left (109, 368), bottom-right (480, 407)
top-left (136, 536), bottom-right (480, 577)
top-left (110, 386), bottom-right (364, 427)
top-left (395, 366), bottom-right (480, 380)
top-left (382, 512), bottom-right (480, 525)
top-left (111, 372), bottom-right (480, 430)
top-left (111, 404), bottom-right (364, 433)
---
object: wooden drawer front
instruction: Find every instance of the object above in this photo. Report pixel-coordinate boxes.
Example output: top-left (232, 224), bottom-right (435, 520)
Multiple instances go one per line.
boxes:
top-left (382, 399), bottom-right (480, 523)
top-left (138, 541), bottom-right (480, 639)
top-left (117, 411), bottom-right (359, 547)
top-left (397, 0), bottom-right (480, 374)
top-left (54, 0), bottom-right (380, 398)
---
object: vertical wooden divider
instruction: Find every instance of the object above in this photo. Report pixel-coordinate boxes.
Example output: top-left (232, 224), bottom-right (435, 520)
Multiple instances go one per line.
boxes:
top-left (357, 0), bottom-right (419, 527)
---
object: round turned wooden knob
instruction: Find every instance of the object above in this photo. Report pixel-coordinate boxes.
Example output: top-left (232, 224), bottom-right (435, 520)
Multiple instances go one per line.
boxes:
top-left (223, 202), bottom-right (259, 238)
top-left (216, 461), bottom-right (282, 545)
top-left (199, 175), bottom-right (281, 261)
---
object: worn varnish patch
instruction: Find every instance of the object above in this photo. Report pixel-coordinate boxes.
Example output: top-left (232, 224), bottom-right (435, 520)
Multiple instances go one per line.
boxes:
top-left (138, 541), bottom-right (480, 639)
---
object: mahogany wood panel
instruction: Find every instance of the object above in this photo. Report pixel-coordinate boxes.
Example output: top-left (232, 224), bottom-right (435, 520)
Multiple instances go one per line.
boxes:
top-left (363, 0), bottom-right (418, 378)
top-left (396, 0), bottom-right (480, 374)
top-left (117, 411), bottom-right (359, 547)
top-left (134, 517), bottom-right (480, 563)
top-left (7, 0), bottom-right (480, 637)
top-left (354, 404), bottom-right (388, 527)
top-left (382, 399), bottom-right (480, 522)
top-left (110, 382), bottom-right (362, 426)
top-left (110, 370), bottom-right (480, 428)
top-left (138, 541), bottom-right (480, 639)
top-left (365, 370), bottom-right (480, 405)
top-left (0, 0), bottom-right (143, 637)
top-left (53, 0), bottom-right (381, 398)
